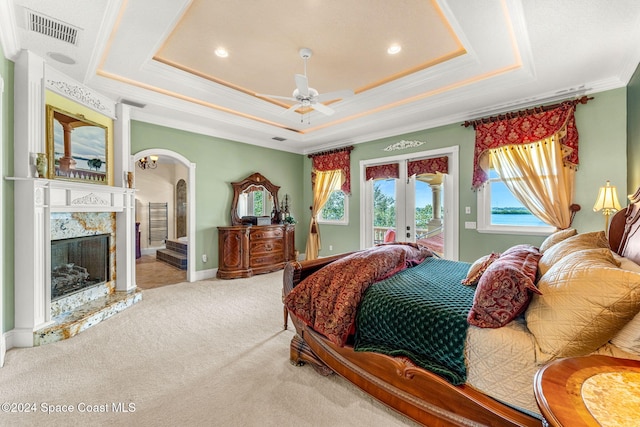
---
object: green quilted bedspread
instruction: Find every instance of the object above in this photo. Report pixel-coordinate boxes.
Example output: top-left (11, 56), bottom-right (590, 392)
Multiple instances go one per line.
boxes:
top-left (354, 257), bottom-right (474, 385)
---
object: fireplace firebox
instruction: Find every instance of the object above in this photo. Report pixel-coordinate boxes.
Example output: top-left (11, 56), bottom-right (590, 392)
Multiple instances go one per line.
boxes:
top-left (51, 234), bottom-right (110, 300)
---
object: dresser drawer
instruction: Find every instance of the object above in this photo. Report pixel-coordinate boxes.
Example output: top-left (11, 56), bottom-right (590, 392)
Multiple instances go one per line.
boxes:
top-left (250, 227), bottom-right (284, 240)
top-left (251, 252), bottom-right (284, 268)
top-left (250, 239), bottom-right (284, 254)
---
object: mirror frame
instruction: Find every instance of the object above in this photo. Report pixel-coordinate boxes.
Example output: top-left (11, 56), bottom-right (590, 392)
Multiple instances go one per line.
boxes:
top-left (230, 172), bottom-right (280, 225)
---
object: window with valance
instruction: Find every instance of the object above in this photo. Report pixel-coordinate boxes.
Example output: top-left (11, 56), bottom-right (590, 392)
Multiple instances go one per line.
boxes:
top-left (311, 149), bottom-right (351, 194)
top-left (306, 147), bottom-right (352, 260)
top-left (468, 98), bottom-right (588, 231)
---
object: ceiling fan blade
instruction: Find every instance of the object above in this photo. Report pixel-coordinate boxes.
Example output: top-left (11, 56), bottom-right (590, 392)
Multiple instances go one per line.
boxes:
top-left (294, 74), bottom-right (309, 97)
top-left (256, 93), bottom-right (297, 102)
top-left (316, 89), bottom-right (354, 102)
top-left (311, 102), bottom-right (335, 116)
top-left (279, 103), bottom-right (302, 116)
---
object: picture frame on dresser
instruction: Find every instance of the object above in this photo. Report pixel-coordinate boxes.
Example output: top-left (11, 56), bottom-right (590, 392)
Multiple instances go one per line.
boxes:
top-left (46, 104), bottom-right (109, 185)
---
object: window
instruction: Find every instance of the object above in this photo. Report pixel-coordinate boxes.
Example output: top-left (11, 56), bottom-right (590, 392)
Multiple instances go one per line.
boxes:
top-left (318, 190), bottom-right (348, 225)
top-left (477, 169), bottom-right (555, 235)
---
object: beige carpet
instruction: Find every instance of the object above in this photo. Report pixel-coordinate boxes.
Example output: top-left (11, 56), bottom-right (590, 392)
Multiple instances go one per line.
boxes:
top-left (0, 271), bottom-right (416, 427)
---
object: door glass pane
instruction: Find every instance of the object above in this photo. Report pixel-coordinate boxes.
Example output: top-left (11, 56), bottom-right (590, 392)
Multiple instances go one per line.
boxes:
top-left (414, 175), bottom-right (445, 255)
top-left (373, 179), bottom-right (396, 244)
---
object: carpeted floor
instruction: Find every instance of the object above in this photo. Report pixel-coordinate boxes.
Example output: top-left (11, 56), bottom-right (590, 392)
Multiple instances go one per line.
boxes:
top-left (0, 271), bottom-right (416, 427)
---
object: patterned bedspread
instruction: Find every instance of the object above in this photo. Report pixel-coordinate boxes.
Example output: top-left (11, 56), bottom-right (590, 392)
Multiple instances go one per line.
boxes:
top-left (285, 243), bottom-right (432, 346)
top-left (354, 257), bottom-right (474, 385)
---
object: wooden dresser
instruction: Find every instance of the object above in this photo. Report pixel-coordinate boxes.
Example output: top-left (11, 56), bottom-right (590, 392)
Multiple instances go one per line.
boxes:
top-left (217, 224), bottom-right (295, 279)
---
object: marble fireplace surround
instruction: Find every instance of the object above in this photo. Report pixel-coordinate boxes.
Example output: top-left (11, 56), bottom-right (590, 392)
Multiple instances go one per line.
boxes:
top-left (13, 179), bottom-right (140, 347)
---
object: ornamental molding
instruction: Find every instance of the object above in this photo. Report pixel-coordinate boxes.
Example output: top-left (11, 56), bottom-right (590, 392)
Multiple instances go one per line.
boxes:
top-left (383, 140), bottom-right (426, 152)
top-left (71, 193), bottom-right (110, 206)
top-left (46, 79), bottom-right (110, 113)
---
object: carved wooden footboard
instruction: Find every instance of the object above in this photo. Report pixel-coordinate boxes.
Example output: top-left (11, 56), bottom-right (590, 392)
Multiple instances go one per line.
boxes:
top-left (282, 258), bottom-right (541, 427)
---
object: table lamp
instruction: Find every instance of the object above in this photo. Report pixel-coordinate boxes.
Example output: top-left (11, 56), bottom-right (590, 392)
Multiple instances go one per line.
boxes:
top-left (593, 180), bottom-right (622, 236)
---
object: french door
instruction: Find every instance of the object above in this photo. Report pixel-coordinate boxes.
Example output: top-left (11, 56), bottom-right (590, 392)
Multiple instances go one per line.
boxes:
top-left (360, 147), bottom-right (458, 260)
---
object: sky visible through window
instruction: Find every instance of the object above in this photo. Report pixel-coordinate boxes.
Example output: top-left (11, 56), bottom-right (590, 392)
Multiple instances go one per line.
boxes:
top-left (377, 173), bottom-right (546, 226)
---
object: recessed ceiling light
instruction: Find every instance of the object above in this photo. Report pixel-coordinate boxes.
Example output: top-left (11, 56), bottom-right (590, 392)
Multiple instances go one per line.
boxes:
top-left (47, 52), bottom-right (76, 64)
top-left (387, 44), bottom-right (402, 55)
top-left (214, 47), bottom-right (229, 58)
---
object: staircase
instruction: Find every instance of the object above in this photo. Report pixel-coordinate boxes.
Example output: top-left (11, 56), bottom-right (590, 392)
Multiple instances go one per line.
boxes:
top-left (156, 239), bottom-right (188, 270)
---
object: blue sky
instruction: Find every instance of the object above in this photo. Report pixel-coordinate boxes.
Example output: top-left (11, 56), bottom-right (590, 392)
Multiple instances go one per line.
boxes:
top-left (376, 177), bottom-right (521, 208)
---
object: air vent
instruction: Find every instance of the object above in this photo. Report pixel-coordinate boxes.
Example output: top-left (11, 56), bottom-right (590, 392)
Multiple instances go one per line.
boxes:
top-left (27, 10), bottom-right (79, 45)
top-left (272, 137), bottom-right (287, 142)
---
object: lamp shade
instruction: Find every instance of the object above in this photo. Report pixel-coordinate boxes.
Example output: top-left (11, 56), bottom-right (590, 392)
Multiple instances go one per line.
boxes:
top-left (593, 180), bottom-right (622, 212)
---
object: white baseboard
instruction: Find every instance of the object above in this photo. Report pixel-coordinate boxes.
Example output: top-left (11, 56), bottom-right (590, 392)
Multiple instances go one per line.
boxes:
top-left (0, 332), bottom-right (5, 367)
top-left (7, 328), bottom-right (34, 349)
top-left (192, 267), bottom-right (216, 282)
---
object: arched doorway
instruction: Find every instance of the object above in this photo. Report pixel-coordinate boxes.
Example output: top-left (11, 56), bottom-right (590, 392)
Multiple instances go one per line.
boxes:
top-left (133, 149), bottom-right (196, 285)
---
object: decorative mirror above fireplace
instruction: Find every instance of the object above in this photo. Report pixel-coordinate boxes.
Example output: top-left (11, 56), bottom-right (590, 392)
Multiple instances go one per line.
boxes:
top-left (230, 172), bottom-right (280, 225)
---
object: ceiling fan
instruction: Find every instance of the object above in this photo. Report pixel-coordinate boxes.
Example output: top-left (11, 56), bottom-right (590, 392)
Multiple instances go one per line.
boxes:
top-left (258, 48), bottom-right (354, 117)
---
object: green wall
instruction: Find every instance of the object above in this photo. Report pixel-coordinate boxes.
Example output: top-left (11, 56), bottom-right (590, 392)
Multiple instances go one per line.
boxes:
top-left (1, 43), bottom-right (15, 332)
top-left (0, 48), bottom-right (634, 333)
top-left (628, 64), bottom-right (640, 192)
top-left (130, 121), bottom-right (305, 272)
top-left (308, 88), bottom-right (628, 262)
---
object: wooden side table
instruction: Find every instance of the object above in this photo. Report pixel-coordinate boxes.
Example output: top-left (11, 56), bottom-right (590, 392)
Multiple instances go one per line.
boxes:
top-left (534, 355), bottom-right (640, 427)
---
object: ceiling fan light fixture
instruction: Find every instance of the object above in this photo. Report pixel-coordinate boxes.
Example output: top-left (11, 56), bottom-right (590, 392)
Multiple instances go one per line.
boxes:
top-left (214, 47), bottom-right (229, 58)
top-left (387, 44), bottom-right (402, 55)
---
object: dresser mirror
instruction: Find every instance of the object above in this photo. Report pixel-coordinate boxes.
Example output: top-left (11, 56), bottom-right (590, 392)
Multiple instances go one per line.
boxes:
top-left (230, 172), bottom-right (280, 225)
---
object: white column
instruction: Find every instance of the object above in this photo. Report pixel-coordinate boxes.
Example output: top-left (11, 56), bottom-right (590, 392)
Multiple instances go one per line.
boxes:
top-left (114, 103), bottom-right (136, 292)
top-left (13, 52), bottom-right (51, 347)
top-left (14, 50), bottom-right (45, 178)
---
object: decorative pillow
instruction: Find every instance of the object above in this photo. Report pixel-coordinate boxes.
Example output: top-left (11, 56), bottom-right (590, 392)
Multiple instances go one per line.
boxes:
top-left (461, 253), bottom-right (500, 286)
top-left (537, 231), bottom-right (610, 276)
top-left (467, 246), bottom-right (542, 328)
top-left (501, 244), bottom-right (540, 257)
top-left (610, 253), bottom-right (640, 355)
top-left (611, 312), bottom-right (640, 355)
top-left (525, 248), bottom-right (640, 359)
top-left (539, 228), bottom-right (577, 253)
top-left (613, 253), bottom-right (640, 273)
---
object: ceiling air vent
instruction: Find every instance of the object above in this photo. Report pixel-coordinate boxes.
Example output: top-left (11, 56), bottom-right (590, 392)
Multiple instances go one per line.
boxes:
top-left (272, 137), bottom-right (286, 142)
top-left (27, 10), bottom-right (79, 45)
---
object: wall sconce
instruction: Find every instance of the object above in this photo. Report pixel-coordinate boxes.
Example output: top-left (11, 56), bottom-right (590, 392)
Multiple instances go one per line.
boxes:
top-left (137, 155), bottom-right (158, 170)
top-left (593, 180), bottom-right (622, 236)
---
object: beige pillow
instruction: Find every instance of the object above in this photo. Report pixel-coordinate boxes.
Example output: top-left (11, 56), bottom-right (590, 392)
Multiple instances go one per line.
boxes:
top-left (539, 228), bottom-right (577, 253)
top-left (609, 253), bottom-right (640, 355)
top-left (537, 231), bottom-right (609, 276)
top-left (613, 253), bottom-right (640, 273)
top-left (461, 253), bottom-right (500, 285)
top-left (526, 248), bottom-right (640, 358)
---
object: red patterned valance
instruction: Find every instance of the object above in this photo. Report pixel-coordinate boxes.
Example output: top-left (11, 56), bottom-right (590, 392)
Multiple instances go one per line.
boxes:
top-left (312, 150), bottom-right (351, 194)
top-left (366, 163), bottom-right (399, 181)
top-left (471, 103), bottom-right (579, 189)
top-left (407, 156), bottom-right (448, 177)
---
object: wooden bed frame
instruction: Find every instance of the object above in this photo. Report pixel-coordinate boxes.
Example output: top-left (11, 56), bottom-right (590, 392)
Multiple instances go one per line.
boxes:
top-left (282, 187), bottom-right (640, 427)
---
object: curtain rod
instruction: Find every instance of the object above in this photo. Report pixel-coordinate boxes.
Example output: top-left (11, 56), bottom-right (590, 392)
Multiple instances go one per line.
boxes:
top-left (308, 145), bottom-right (354, 158)
top-left (461, 96), bottom-right (593, 128)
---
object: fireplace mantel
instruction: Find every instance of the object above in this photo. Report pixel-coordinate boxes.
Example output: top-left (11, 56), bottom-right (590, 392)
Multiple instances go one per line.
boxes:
top-left (12, 178), bottom-right (137, 347)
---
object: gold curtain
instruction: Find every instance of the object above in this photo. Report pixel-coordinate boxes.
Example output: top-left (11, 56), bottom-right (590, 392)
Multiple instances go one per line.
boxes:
top-left (489, 134), bottom-right (574, 229)
top-left (305, 169), bottom-right (343, 260)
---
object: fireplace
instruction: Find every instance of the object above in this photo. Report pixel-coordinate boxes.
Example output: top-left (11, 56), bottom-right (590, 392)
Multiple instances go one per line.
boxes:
top-left (51, 234), bottom-right (110, 300)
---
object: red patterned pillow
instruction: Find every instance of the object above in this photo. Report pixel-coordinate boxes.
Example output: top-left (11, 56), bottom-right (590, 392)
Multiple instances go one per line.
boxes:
top-left (467, 247), bottom-right (542, 328)
top-left (461, 253), bottom-right (500, 285)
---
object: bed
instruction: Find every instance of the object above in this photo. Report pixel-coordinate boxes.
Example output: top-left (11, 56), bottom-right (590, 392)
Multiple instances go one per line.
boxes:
top-left (282, 187), bottom-right (640, 427)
